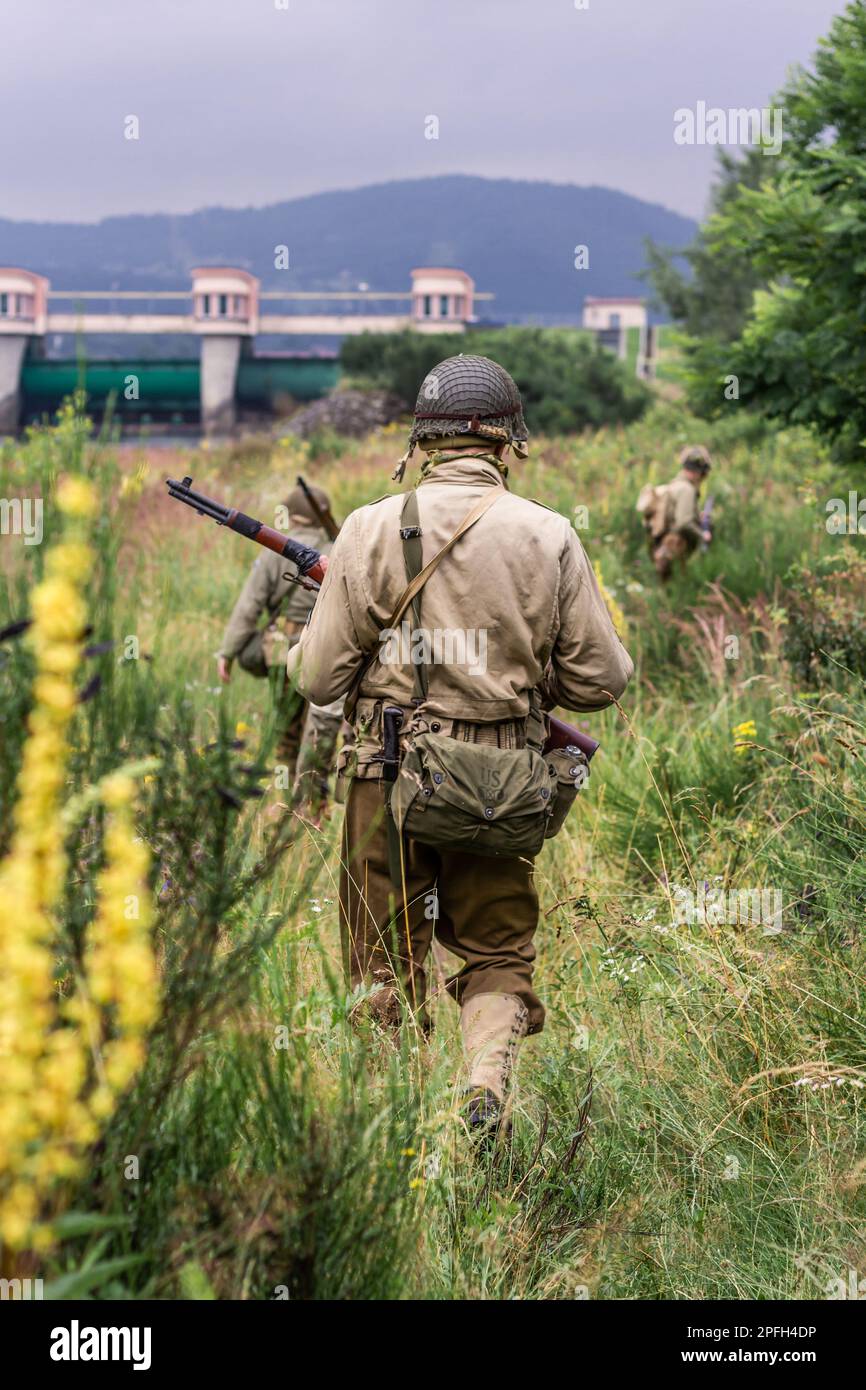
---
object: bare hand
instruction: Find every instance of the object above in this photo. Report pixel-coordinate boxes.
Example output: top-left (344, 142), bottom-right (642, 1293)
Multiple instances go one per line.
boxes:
top-left (217, 656), bottom-right (232, 684)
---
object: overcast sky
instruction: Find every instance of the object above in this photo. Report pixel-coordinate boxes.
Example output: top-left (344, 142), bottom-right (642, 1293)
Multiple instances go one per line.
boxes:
top-left (0, 0), bottom-right (848, 224)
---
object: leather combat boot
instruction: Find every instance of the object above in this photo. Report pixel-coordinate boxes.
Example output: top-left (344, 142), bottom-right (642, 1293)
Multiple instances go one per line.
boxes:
top-left (460, 992), bottom-right (529, 1140)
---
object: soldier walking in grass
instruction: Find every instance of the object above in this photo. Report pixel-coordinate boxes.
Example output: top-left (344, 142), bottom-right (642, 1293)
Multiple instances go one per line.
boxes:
top-left (217, 481), bottom-right (342, 818)
top-left (637, 445), bottom-right (713, 582)
top-left (288, 355), bottom-right (633, 1136)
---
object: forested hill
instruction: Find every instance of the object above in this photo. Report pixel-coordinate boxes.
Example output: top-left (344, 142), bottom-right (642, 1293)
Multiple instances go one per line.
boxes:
top-left (0, 175), bottom-right (695, 320)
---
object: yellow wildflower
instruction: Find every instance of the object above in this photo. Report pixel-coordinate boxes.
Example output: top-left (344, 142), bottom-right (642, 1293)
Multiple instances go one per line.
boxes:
top-left (30, 578), bottom-right (86, 641)
top-left (46, 542), bottom-right (94, 584)
top-left (732, 720), bottom-right (757, 756)
top-left (57, 476), bottom-right (98, 518)
top-left (593, 560), bottom-right (628, 642)
top-left (0, 473), bottom-right (157, 1250)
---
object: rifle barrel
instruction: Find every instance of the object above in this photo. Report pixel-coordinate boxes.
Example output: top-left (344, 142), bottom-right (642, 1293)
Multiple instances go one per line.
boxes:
top-left (165, 476), bottom-right (327, 584)
top-left (166, 477), bottom-right (230, 524)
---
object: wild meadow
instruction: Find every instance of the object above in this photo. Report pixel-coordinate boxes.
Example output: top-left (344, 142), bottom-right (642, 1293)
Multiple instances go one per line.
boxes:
top-left (1, 397), bottom-right (864, 1300)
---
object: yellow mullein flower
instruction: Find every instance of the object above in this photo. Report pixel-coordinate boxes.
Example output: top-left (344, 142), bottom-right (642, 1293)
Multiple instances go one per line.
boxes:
top-left (732, 720), bottom-right (757, 756)
top-left (0, 471), bottom-right (157, 1251)
top-left (46, 541), bottom-right (94, 584)
top-left (57, 476), bottom-right (98, 519)
top-left (593, 560), bottom-right (628, 642)
top-left (86, 774), bottom-right (158, 1100)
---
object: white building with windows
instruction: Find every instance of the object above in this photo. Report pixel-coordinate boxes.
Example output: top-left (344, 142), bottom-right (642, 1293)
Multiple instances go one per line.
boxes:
top-left (0, 268), bottom-right (49, 334)
top-left (581, 297), bottom-right (647, 332)
top-left (0, 269), bottom-right (50, 432)
top-left (191, 267), bottom-right (260, 333)
top-left (410, 268), bottom-right (476, 331)
top-left (581, 296), bottom-right (656, 376)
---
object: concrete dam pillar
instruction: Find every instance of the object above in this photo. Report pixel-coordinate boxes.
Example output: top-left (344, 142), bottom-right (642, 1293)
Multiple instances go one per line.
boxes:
top-left (0, 269), bottom-right (49, 434)
top-left (199, 335), bottom-right (242, 436)
top-left (191, 267), bottom-right (260, 437)
top-left (0, 336), bottom-right (29, 434)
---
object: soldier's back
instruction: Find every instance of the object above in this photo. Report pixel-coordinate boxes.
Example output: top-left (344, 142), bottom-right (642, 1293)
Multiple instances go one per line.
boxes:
top-left (345, 459), bottom-right (573, 721)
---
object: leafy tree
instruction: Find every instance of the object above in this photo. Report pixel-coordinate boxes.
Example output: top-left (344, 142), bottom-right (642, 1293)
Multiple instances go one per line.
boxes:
top-left (643, 146), bottom-right (771, 342)
top-left (684, 1), bottom-right (866, 458)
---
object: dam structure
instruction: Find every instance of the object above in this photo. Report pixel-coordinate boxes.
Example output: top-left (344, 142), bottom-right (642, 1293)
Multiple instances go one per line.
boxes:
top-left (0, 266), bottom-right (489, 435)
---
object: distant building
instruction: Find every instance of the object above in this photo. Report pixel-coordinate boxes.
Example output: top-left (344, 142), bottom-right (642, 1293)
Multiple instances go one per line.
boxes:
top-left (581, 297), bottom-right (647, 333)
top-left (410, 268), bottom-right (476, 331)
top-left (581, 296), bottom-right (655, 377)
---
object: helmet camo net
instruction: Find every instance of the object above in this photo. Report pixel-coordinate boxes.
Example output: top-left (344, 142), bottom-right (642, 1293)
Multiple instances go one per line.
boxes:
top-left (409, 354), bottom-right (528, 447)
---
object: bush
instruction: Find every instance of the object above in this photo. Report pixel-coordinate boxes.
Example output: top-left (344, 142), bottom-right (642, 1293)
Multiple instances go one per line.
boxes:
top-left (340, 326), bottom-right (651, 435)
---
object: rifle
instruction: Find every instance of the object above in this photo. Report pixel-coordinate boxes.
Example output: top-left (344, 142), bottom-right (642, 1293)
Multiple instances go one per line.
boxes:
top-left (544, 714), bottom-right (600, 763)
top-left (700, 494), bottom-right (715, 553)
top-left (297, 475), bottom-right (340, 542)
top-left (165, 476), bottom-right (327, 588)
top-left (166, 476), bottom-right (602, 762)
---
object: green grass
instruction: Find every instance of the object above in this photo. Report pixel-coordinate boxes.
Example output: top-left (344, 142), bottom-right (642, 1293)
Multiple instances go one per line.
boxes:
top-left (1, 398), bottom-right (864, 1300)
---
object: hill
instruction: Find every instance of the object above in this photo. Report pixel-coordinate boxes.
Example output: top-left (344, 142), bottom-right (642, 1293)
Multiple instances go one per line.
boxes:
top-left (0, 175), bottom-right (695, 321)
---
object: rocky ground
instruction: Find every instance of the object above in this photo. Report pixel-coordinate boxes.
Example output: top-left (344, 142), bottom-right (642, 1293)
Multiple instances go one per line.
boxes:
top-left (281, 388), bottom-right (406, 439)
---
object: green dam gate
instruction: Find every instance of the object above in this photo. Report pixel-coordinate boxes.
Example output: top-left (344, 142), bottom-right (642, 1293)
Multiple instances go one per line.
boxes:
top-left (20, 356), bottom-right (341, 427)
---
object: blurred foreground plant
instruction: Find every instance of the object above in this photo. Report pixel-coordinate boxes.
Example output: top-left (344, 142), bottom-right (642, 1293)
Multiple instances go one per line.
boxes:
top-left (0, 476), bottom-right (157, 1253)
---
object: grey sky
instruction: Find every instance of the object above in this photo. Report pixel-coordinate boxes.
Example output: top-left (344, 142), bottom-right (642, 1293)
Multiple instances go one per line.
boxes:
top-left (0, 0), bottom-right (848, 223)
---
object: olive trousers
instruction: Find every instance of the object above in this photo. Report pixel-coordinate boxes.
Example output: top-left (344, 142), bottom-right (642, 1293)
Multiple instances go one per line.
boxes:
top-left (650, 530), bottom-right (690, 581)
top-left (274, 690), bottom-right (342, 809)
top-left (338, 777), bottom-right (545, 1034)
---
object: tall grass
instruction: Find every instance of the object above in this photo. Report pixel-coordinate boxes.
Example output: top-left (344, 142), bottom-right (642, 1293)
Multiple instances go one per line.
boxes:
top-left (1, 400), bottom-right (863, 1299)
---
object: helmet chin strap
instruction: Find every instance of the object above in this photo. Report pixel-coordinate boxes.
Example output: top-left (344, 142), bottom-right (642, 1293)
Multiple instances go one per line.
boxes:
top-left (394, 434), bottom-right (526, 481)
top-left (392, 442), bottom-right (415, 483)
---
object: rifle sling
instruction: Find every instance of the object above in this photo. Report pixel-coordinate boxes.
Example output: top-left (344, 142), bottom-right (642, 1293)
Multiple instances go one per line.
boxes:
top-left (344, 486), bottom-right (502, 720)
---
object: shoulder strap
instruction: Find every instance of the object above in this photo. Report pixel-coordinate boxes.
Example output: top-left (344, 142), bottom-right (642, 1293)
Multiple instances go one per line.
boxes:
top-left (392, 488), bottom-right (501, 630)
top-left (397, 486), bottom-right (501, 704)
top-left (400, 491), bottom-right (426, 703)
top-left (344, 487), bottom-right (502, 718)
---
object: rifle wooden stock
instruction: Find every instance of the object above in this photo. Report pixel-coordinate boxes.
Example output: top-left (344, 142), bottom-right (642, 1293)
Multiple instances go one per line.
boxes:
top-left (227, 510), bottom-right (329, 583)
top-left (543, 714), bottom-right (600, 762)
top-left (165, 476), bottom-right (329, 585)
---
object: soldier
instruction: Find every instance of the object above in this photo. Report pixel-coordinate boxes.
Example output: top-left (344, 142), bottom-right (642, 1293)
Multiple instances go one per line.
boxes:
top-left (217, 482), bottom-right (342, 818)
top-left (288, 355), bottom-right (633, 1135)
top-left (638, 445), bottom-right (712, 582)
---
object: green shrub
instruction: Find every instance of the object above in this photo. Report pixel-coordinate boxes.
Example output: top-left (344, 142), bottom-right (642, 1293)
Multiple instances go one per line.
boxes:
top-left (341, 326), bottom-right (651, 435)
